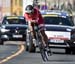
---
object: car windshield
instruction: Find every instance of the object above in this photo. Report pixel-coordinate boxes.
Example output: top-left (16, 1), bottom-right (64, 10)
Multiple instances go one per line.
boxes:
top-left (3, 17), bottom-right (26, 24)
top-left (44, 16), bottom-right (74, 26)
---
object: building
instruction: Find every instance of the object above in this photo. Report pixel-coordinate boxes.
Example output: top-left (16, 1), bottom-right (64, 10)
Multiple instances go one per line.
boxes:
top-left (0, 0), bottom-right (74, 17)
top-left (11, 0), bottom-right (23, 16)
top-left (0, 0), bottom-right (23, 17)
top-left (0, 0), bottom-right (11, 23)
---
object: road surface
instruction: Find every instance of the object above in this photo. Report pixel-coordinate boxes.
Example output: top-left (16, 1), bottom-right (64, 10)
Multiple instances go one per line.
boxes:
top-left (0, 41), bottom-right (75, 64)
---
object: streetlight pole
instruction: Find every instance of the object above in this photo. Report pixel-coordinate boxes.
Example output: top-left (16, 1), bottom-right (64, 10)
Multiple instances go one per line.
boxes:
top-left (58, 0), bottom-right (60, 9)
top-left (0, 0), bottom-right (3, 23)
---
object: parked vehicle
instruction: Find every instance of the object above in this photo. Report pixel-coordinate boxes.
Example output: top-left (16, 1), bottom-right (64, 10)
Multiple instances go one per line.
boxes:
top-left (0, 16), bottom-right (27, 45)
top-left (41, 10), bottom-right (75, 54)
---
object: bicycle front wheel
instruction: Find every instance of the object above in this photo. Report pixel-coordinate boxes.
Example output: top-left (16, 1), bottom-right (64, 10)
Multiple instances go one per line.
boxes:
top-left (28, 32), bottom-right (36, 53)
top-left (39, 44), bottom-right (49, 62)
top-left (26, 30), bottom-right (36, 52)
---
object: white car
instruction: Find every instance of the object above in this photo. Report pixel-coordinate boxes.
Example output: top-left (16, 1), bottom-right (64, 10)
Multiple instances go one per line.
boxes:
top-left (41, 10), bottom-right (75, 54)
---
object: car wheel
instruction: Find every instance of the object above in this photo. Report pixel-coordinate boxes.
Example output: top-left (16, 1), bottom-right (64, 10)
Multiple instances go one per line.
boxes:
top-left (67, 40), bottom-right (75, 54)
top-left (0, 40), bottom-right (4, 45)
top-left (25, 42), bottom-right (29, 51)
top-left (66, 40), bottom-right (75, 54)
top-left (65, 47), bottom-right (71, 54)
top-left (72, 47), bottom-right (75, 54)
top-left (71, 44), bottom-right (75, 54)
top-left (23, 35), bottom-right (26, 41)
top-left (26, 45), bottom-right (29, 51)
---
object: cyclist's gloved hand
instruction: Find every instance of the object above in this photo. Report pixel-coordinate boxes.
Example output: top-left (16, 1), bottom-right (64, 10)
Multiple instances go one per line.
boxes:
top-left (31, 20), bottom-right (38, 23)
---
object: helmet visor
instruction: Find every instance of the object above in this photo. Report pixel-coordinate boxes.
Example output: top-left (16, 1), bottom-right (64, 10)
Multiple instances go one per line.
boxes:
top-left (25, 10), bottom-right (33, 13)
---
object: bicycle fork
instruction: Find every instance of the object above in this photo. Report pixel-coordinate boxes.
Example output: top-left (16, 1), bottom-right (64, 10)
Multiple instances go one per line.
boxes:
top-left (26, 30), bottom-right (30, 46)
top-left (34, 32), bottom-right (40, 47)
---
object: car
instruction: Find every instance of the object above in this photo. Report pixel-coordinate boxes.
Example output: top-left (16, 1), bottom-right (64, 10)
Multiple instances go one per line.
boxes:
top-left (0, 16), bottom-right (27, 45)
top-left (41, 10), bottom-right (75, 54)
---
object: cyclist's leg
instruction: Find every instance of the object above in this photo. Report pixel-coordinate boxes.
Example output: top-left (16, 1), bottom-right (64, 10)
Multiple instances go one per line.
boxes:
top-left (28, 22), bottom-right (35, 39)
top-left (39, 30), bottom-right (49, 61)
top-left (40, 30), bottom-right (53, 56)
top-left (40, 29), bottom-right (48, 47)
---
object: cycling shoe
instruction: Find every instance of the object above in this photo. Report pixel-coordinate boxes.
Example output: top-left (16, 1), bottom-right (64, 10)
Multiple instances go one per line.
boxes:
top-left (44, 47), bottom-right (53, 56)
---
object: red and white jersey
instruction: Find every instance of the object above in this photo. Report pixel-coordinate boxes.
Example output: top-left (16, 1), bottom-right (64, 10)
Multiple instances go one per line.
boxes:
top-left (24, 8), bottom-right (44, 28)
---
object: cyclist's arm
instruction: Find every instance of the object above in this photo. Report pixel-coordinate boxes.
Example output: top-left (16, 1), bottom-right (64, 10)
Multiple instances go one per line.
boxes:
top-left (38, 11), bottom-right (44, 28)
top-left (24, 13), bottom-right (31, 26)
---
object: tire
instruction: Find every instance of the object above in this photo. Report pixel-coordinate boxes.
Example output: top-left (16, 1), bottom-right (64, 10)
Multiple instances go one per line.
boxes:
top-left (0, 40), bottom-right (4, 45)
top-left (65, 47), bottom-right (71, 54)
top-left (71, 44), bottom-right (75, 54)
top-left (38, 33), bottom-right (49, 61)
top-left (23, 34), bottom-right (26, 41)
top-left (66, 40), bottom-right (75, 54)
top-left (72, 47), bottom-right (75, 54)
top-left (29, 41), bottom-right (36, 53)
top-left (71, 42), bottom-right (75, 54)
top-left (25, 42), bottom-right (29, 51)
top-left (28, 32), bottom-right (36, 53)
top-left (40, 44), bottom-right (49, 62)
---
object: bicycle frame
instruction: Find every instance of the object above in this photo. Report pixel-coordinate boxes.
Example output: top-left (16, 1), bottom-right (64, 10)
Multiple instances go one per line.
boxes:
top-left (26, 21), bottom-right (51, 61)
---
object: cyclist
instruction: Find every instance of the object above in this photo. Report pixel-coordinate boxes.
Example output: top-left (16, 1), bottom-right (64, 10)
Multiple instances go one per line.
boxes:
top-left (24, 5), bottom-right (48, 48)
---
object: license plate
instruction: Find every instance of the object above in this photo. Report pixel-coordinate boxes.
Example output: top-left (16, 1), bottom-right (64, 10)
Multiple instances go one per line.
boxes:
top-left (13, 35), bottom-right (22, 38)
top-left (45, 31), bottom-right (71, 40)
top-left (50, 39), bottom-right (64, 43)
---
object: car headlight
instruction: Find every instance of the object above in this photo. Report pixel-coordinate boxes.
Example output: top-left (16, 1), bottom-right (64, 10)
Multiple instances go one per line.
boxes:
top-left (1, 29), bottom-right (10, 32)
